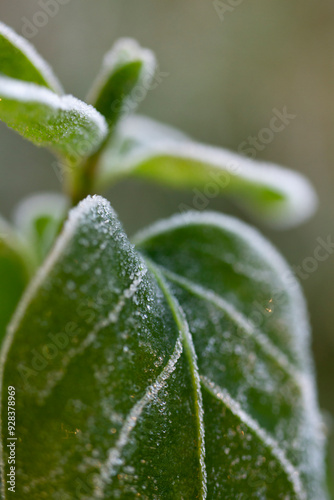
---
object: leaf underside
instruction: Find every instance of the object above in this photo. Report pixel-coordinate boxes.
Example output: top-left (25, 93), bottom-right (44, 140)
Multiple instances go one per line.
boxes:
top-left (0, 196), bottom-right (327, 499)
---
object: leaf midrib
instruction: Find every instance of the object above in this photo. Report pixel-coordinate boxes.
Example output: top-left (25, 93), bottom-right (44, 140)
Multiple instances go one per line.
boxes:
top-left (157, 265), bottom-right (302, 382)
top-left (151, 261), bottom-right (306, 499)
top-left (144, 257), bottom-right (208, 500)
top-left (146, 259), bottom-right (305, 500)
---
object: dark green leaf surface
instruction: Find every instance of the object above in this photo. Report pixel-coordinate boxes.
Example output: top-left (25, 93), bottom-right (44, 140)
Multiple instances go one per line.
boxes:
top-left (87, 39), bottom-right (156, 129)
top-left (0, 76), bottom-right (107, 162)
top-left (96, 116), bottom-right (317, 228)
top-left (0, 218), bottom-right (32, 346)
top-left (0, 197), bottom-right (327, 499)
top-left (135, 212), bottom-right (328, 499)
top-left (0, 21), bottom-right (62, 93)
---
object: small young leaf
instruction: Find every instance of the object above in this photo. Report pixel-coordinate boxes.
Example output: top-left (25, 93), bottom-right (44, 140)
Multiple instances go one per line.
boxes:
top-left (0, 217), bottom-right (33, 346)
top-left (87, 38), bottom-right (156, 129)
top-left (13, 193), bottom-right (69, 264)
top-left (96, 115), bottom-right (317, 228)
top-left (0, 21), bottom-right (62, 94)
top-left (0, 197), bottom-right (327, 499)
top-left (0, 76), bottom-right (108, 162)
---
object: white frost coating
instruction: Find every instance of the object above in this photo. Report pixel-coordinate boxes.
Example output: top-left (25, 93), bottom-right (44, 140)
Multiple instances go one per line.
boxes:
top-left (106, 115), bottom-right (317, 227)
top-left (135, 211), bottom-right (327, 495)
top-left (0, 21), bottom-right (63, 94)
top-left (161, 267), bottom-right (298, 380)
top-left (104, 267), bottom-right (147, 325)
top-left (86, 38), bottom-right (156, 105)
top-left (0, 196), bottom-right (110, 498)
top-left (2, 195), bottom-right (148, 403)
top-left (201, 376), bottom-right (306, 500)
top-left (162, 266), bottom-right (327, 495)
top-left (175, 298), bottom-right (208, 500)
top-left (0, 76), bottom-right (108, 140)
top-left (103, 38), bottom-right (156, 73)
top-left (133, 210), bottom-right (311, 366)
top-left (94, 333), bottom-right (184, 497)
top-left (35, 266), bottom-right (149, 400)
top-left (147, 261), bottom-right (207, 499)
top-left (0, 196), bottom-right (107, 373)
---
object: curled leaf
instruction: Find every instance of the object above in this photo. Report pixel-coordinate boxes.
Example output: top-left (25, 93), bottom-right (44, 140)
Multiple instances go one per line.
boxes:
top-left (96, 115), bottom-right (317, 228)
top-left (87, 38), bottom-right (156, 129)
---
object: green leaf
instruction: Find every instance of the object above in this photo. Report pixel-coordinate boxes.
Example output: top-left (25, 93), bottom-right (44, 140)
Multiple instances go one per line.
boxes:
top-left (87, 38), bottom-right (156, 129)
top-left (13, 193), bottom-right (69, 264)
top-left (135, 211), bottom-right (328, 498)
top-left (0, 21), bottom-right (62, 94)
top-left (0, 76), bottom-right (108, 163)
top-left (0, 197), bottom-right (327, 499)
top-left (96, 115), bottom-right (318, 228)
top-left (0, 217), bottom-right (33, 346)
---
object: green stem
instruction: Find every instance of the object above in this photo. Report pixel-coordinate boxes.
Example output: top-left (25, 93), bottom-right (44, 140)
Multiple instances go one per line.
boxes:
top-left (65, 134), bottom-right (111, 206)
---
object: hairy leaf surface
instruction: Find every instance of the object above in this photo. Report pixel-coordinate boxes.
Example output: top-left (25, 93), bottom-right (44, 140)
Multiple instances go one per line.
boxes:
top-left (0, 21), bottom-right (62, 93)
top-left (96, 115), bottom-right (317, 228)
top-left (0, 196), bottom-right (327, 499)
top-left (0, 76), bottom-right (107, 162)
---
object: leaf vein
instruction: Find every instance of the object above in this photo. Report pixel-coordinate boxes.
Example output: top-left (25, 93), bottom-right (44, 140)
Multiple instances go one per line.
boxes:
top-left (34, 267), bottom-right (148, 403)
top-left (93, 332), bottom-right (184, 497)
top-left (145, 258), bottom-right (208, 500)
top-left (160, 267), bottom-right (301, 381)
top-left (200, 375), bottom-right (306, 500)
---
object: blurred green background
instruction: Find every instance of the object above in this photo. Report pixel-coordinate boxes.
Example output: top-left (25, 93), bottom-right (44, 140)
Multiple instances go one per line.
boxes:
top-left (1, 0), bottom-right (333, 489)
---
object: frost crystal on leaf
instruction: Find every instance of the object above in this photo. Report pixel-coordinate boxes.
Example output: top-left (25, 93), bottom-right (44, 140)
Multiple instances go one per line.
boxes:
top-left (0, 196), bottom-right (327, 499)
top-left (0, 21), bottom-right (63, 93)
top-left (0, 76), bottom-right (108, 161)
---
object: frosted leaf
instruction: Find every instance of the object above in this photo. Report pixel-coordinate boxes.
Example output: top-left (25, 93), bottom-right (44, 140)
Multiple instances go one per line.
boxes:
top-left (0, 21), bottom-right (62, 93)
top-left (87, 39), bottom-right (156, 128)
top-left (0, 196), bottom-right (188, 498)
top-left (135, 209), bottom-right (328, 499)
top-left (0, 197), bottom-right (327, 499)
top-left (0, 76), bottom-right (108, 162)
top-left (96, 115), bottom-right (317, 228)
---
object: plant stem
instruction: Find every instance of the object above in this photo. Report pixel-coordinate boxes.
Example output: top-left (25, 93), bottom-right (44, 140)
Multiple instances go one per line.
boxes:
top-left (65, 140), bottom-right (106, 206)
